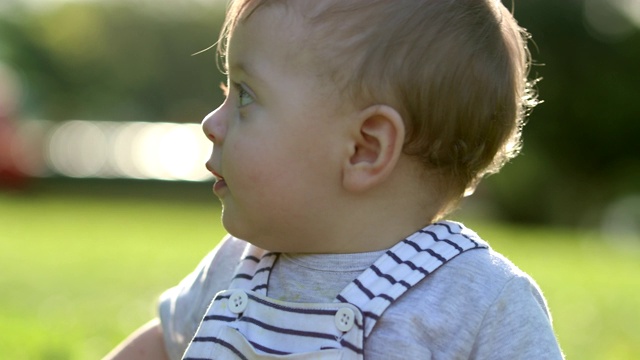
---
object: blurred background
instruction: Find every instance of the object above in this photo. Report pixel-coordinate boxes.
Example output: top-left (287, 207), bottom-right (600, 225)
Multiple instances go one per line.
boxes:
top-left (1, 0), bottom-right (639, 359)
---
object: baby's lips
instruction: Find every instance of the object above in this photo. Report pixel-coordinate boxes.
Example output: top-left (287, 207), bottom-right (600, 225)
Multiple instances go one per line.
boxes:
top-left (205, 162), bottom-right (223, 180)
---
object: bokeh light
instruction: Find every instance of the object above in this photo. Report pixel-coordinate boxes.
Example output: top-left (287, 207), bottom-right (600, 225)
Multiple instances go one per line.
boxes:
top-left (47, 120), bottom-right (109, 178)
top-left (584, 0), bottom-right (640, 40)
top-left (38, 120), bottom-right (212, 182)
top-left (601, 195), bottom-right (640, 247)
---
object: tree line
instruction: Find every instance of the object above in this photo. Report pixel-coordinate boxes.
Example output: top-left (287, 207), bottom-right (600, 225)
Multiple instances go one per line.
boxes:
top-left (1, 0), bottom-right (638, 227)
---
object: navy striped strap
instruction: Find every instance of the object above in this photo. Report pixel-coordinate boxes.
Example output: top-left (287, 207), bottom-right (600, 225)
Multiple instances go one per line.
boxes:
top-left (228, 246), bottom-right (278, 295)
top-left (336, 220), bottom-right (488, 337)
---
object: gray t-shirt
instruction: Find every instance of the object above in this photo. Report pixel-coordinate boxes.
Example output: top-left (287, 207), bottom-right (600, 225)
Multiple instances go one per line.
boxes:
top-left (159, 234), bottom-right (564, 359)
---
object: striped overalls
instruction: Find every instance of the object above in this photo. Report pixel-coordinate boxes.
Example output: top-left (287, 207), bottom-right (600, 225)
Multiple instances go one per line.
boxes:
top-left (182, 221), bottom-right (487, 359)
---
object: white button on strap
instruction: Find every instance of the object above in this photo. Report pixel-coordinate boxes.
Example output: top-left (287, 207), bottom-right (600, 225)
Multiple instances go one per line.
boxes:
top-left (228, 290), bottom-right (248, 314)
top-left (335, 307), bottom-right (355, 332)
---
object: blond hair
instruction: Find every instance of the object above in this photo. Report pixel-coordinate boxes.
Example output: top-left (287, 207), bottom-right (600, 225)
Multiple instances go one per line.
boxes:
top-left (218, 0), bottom-right (538, 205)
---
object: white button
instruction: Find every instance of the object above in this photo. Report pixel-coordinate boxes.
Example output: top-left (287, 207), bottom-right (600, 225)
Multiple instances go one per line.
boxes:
top-left (228, 290), bottom-right (248, 314)
top-left (335, 307), bottom-right (355, 332)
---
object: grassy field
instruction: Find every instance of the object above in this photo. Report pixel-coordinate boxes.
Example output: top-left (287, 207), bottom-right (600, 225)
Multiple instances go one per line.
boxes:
top-left (1, 181), bottom-right (639, 359)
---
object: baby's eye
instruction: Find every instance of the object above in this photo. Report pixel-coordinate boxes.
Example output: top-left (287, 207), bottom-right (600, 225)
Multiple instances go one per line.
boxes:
top-left (238, 87), bottom-right (254, 107)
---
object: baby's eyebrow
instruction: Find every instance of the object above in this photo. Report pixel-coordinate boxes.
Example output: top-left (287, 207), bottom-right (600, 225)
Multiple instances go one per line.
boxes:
top-left (227, 60), bottom-right (262, 84)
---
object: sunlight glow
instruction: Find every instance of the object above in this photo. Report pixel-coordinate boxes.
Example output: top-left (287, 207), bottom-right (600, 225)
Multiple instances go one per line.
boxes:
top-left (584, 0), bottom-right (640, 40)
top-left (612, 0), bottom-right (640, 26)
top-left (44, 120), bottom-right (212, 181)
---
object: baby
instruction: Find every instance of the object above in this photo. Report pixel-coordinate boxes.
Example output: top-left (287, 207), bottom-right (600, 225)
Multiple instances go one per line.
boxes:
top-left (106, 0), bottom-right (564, 359)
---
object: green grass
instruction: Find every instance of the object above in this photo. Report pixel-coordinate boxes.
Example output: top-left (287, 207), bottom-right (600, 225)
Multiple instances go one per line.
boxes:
top-left (1, 184), bottom-right (639, 359)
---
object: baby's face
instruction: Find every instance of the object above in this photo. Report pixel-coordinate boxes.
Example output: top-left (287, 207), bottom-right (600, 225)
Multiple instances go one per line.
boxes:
top-left (202, 4), bottom-right (355, 252)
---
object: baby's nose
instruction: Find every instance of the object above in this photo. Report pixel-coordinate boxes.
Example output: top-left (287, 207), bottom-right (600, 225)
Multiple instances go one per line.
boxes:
top-left (201, 108), bottom-right (225, 143)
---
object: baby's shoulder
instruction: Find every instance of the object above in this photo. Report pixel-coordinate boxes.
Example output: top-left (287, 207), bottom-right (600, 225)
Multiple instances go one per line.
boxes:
top-left (368, 247), bottom-right (549, 355)
top-left (202, 235), bottom-right (250, 277)
top-left (424, 246), bottom-right (538, 304)
top-left (448, 246), bottom-right (529, 281)
top-left (385, 246), bottom-right (545, 327)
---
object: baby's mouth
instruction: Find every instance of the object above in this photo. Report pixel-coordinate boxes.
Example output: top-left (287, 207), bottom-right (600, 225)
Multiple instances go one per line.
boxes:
top-left (212, 171), bottom-right (225, 184)
top-left (210, 170), bottom-right (227, 193)
top-left (206, 163), bottom-right (224, 182)
top-left (205, 162), bottom-right (226, 191)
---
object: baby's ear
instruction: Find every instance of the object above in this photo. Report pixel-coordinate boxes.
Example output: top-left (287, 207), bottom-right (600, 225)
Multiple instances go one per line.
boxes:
top-left (342, 105), bottom-right (405, 192)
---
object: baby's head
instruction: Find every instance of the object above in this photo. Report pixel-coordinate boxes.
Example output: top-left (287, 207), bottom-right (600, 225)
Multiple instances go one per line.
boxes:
top-left (217, 0), bottom-right (537, 217)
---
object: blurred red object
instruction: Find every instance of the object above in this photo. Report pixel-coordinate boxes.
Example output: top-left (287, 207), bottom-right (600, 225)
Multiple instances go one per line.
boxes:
top-left (0, 122), bottom-right (30, 189)
top-left (0, 63), bottom-right (30, 190)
